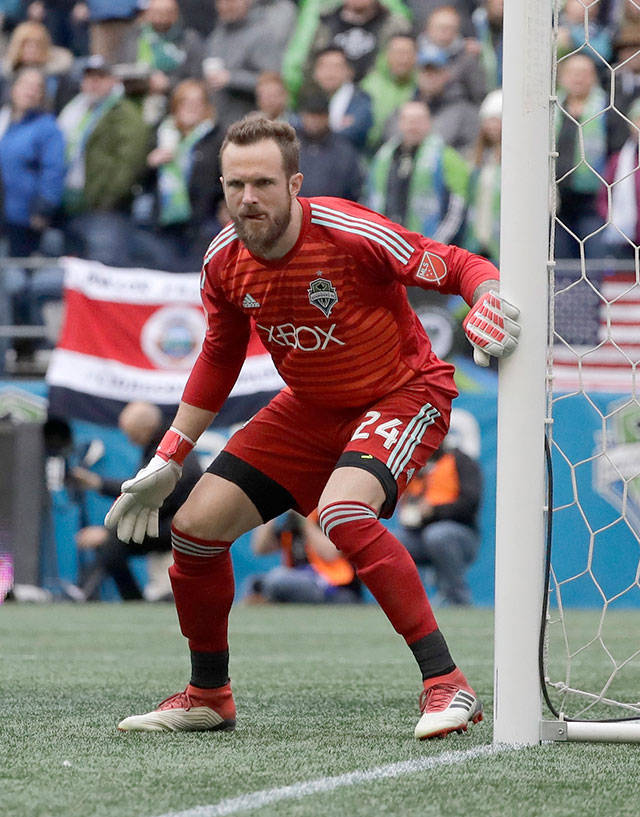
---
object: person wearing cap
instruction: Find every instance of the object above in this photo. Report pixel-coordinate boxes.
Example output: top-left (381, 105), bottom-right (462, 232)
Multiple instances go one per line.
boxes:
top-left (293, 89), bottom-right (364, 200)
top-left (299, 0), bottom-right (412, 90)
top-left (57, 55), bottom-right (149, 266)
top-left (464, 88), bottom-right (501, 265)
top-left (366, 98), bottom-right (469, 246)
top-left (85, 0), bottom-right (142, 65)
top-left (413, 5), bottom-right (486, 154)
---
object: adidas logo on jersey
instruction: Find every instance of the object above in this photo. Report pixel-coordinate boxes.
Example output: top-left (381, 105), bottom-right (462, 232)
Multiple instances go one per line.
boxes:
top-left (242, 293), bottom-right (261, 309)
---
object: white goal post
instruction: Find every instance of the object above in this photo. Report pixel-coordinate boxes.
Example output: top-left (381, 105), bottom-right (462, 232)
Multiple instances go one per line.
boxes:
top-left (494, 0), bottom-right (640, 745)
top-left (493, 0), bottom-right (550, 746)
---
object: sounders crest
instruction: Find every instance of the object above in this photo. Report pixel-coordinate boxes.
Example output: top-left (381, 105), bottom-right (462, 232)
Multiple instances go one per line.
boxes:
top-left (308, 275), bottom-right (338, 318)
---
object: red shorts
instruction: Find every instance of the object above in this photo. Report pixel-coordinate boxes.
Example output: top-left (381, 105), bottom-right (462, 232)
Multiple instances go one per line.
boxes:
top-left (212, 375), bottom-right (454, 519)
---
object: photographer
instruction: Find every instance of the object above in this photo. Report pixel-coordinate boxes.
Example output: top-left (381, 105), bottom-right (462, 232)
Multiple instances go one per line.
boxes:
top-left (248, 510), bottom-right (362, 604)
top-left (70, 401), bottom-right (202, 601)
top-left (397, 439), bottom-right (482, 606)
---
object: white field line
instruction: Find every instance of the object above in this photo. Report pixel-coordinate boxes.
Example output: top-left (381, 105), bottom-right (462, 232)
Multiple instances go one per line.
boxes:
top-left (152, 743), bottom-right (518, 817)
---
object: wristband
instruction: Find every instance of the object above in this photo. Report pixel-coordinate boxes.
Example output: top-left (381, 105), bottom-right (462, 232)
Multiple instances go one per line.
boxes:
top-left (156, 427), bottom-right (195, 465)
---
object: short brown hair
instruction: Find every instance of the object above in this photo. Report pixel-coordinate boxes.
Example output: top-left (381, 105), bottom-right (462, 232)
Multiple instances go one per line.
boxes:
top-left (170, 79), bottom-right (214, 120)
top-left (220, 116), bottom-right (300, 178)
top-left (255, 71), bottom-right (286, 92)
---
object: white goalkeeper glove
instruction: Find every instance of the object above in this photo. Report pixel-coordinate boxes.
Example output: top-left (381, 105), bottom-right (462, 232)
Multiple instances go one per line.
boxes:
top-left (104, 427), bottom-right (195, 544)
top-left (463, 290), bottom-right (521, 367)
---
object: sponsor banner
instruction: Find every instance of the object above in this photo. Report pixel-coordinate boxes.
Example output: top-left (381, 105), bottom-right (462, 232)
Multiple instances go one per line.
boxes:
top-left (46, 258), bottom-right (284, 426)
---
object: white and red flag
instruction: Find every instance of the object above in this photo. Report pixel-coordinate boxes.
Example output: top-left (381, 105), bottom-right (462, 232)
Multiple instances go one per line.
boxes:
top-left (46, 258), bottom-right (283, 425)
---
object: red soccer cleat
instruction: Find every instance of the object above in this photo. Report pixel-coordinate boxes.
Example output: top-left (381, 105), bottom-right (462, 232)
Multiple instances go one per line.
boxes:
top-left (117, 682), bottom-right (236, 732)
top-left (414, 668), bottom-right (483, 740)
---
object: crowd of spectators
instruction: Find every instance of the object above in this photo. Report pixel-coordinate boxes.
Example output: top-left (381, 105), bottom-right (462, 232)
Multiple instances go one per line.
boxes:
top-left (1, 0), bottom-right (640, 371)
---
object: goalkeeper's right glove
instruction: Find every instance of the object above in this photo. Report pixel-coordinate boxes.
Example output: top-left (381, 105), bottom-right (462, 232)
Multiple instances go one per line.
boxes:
top-left (463, 290), bottom-right (521, 367)
top-left (104, 427), bottom-right (195, 544)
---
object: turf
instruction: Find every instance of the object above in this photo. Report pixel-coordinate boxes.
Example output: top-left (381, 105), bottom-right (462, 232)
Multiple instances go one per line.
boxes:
top-left (3, 603), bottom-right (640, 817)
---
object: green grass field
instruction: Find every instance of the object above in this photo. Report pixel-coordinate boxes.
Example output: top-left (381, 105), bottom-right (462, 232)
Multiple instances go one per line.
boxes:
top-left (3, 603), bottom-right (640, 817)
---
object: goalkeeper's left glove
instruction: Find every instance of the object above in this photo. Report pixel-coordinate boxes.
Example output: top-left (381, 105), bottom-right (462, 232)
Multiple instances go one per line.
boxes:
top-left (463, 290), bottom-right (521, 367)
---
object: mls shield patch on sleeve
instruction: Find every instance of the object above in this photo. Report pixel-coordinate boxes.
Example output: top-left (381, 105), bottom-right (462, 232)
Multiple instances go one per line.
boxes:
top-left (416, 251), bottom-right (447, 284)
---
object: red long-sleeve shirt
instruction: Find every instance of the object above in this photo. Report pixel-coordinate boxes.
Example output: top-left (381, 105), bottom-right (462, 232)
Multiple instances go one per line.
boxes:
top-left (183, 196), bottom-right (498, 412)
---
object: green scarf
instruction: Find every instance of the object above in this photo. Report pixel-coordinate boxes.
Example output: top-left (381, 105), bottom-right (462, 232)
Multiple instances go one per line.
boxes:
top-left (466, 159), bottom-right (501, 264)
top-left (368, 133), bottom-right (468, 235)
top-left (137, 23), bottom-right (186, 74)
top-left (157, 119), bottom-right (213, 226)
top-left (62, 88), bottom-right (123, 214)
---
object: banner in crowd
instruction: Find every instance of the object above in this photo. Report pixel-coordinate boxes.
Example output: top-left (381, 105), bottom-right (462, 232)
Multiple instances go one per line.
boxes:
top-left (553, 270), bottom-right (640, 393)
top-left (46, 258), bottom-right (284, 426)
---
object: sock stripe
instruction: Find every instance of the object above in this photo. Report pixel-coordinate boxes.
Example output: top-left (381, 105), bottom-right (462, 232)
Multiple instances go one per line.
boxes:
top-left (318, 502), bottom-right (377, 537)
top-left (171, 531), bottom-right (229, 558)
top-left (322, 512), bottom-right (376, 537)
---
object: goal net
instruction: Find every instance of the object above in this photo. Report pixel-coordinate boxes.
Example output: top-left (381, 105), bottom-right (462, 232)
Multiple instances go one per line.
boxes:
top-left (543, 0), bottom-right (640, 726)
top-left (493, 0), bottom-right (640, 744)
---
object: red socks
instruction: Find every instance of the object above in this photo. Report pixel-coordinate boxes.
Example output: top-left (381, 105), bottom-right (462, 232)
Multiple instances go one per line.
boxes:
top-left (169, 525), bottom-right (234, 653)
top-left (318, 501), bottom-right (439, 645)
top-left (170, 509), bottom-right (457, 689)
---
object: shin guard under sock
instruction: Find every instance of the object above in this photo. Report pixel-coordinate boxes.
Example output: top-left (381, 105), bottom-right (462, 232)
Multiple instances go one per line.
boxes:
top-left (319, 501), bottom-right (439, 645)
top-left (169, 525), bottom-right (234, 657)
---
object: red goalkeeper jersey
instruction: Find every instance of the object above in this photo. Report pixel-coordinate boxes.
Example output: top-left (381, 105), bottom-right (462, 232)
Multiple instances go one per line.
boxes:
top-left (183, 197), bottom-right (498, 412)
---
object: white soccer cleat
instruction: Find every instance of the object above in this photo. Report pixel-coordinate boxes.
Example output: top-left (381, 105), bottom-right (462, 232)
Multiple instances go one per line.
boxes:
top-left (414, 683), bottom-right (483, 740)
top-left (117, 684), bottom-right (236, 733)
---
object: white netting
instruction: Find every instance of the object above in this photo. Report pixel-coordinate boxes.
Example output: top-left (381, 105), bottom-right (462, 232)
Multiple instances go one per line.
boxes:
top-left (545, 0), bottom-right (640, 720)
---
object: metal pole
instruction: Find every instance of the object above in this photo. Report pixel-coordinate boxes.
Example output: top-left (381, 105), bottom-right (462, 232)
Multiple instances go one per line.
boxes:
top-left (493, 0), bottom-right (552, 745)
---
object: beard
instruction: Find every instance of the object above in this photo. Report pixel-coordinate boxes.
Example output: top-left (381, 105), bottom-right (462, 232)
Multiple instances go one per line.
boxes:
top-left (232, 196), bottom-right (292, 257)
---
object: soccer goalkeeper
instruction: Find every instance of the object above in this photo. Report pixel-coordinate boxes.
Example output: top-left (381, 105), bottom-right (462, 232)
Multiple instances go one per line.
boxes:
top-left (106, 116), bottom-right (520, 739)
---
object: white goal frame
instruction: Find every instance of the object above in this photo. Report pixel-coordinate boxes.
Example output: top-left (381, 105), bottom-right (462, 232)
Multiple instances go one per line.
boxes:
top-left (493, 0), bottom-right (640, 745)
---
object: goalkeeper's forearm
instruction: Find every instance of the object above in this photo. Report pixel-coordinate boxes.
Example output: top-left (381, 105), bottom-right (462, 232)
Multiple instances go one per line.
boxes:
top-left (471, 278), bottom-right (500, 305)
top-left (104, 402), bottom-right (217, 544)
top-left (171, 401), bottom-right (218, 446)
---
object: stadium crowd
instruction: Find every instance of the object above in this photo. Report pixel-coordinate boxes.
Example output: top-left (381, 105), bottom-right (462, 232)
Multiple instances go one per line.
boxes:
top-left (0, 0), bottom-right (638, 373)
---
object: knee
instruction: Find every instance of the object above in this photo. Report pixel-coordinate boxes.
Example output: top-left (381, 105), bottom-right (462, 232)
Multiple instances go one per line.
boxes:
top-left (172, 502), bottom-right (219, 541)
top-left (171, 505), bottom-right (197, 539)
top-left (317, 500), bottom-right (379, 557)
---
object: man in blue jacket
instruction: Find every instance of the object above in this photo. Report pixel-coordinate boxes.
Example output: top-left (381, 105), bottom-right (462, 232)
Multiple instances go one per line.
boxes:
top-left (0, 67), bottom-right (65, 256)
top-left (0, 66), bottom-right (65, 369)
